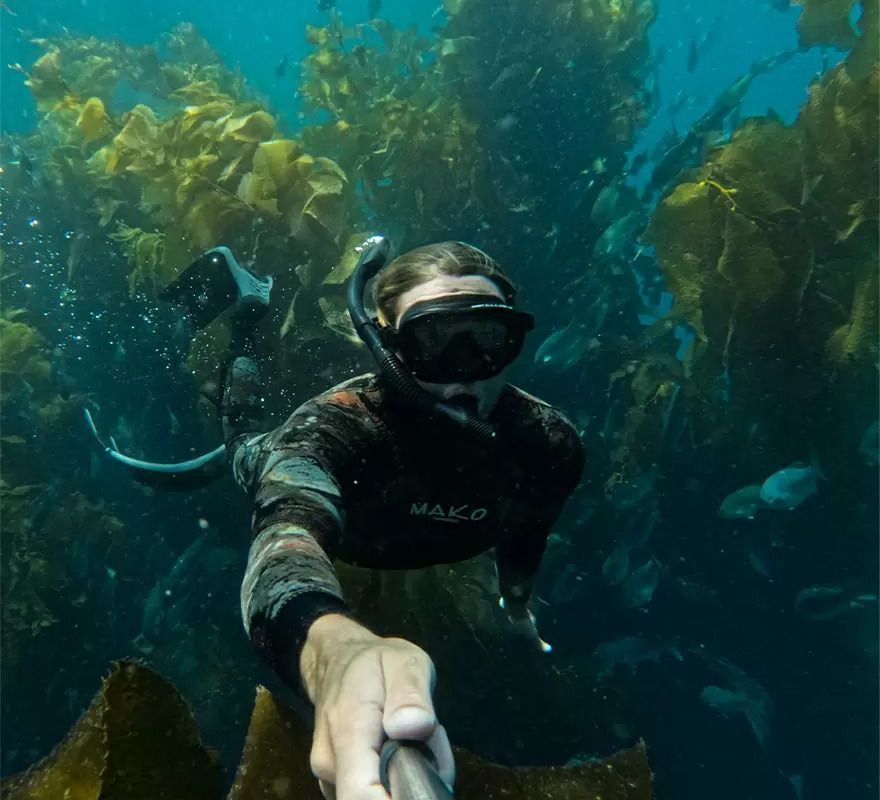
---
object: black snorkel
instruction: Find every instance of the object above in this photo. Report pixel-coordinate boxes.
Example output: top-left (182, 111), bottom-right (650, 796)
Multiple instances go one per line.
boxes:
top-left (346, 236), bottom-right (496, 441)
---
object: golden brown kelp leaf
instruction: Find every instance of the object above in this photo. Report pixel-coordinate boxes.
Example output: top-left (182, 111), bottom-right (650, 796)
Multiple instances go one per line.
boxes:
top-left (438, 0), bottom-right (655, 235)
top-left (19, 31), bottom-right (327, 300)
top-left (227, 686), bottom-right (320, 800)
top-left (75, 97), bottom-right (112, 143)
top-left (231, 686), bottom-right (653, 800)
top-left (0, 312), bottom-right (53, 404)
top-left (0, 661), bottom-right (223, 800)
top-left (825, 258), bottom-right (879, 365)
top-left (847, 0), bottom-right (879, 78)
top-left (646, 51), bottom-right (877, 472)
top-left (1, 490), bottom-right (126, 676)
top-left (21, 46), bottom-right (72, 113)
top-left (298, 14), bottom-right (485, 245)
top-left (800, 63), bottom-right (879, 240)
top-left (643, 180), bottom-right (726, 345)
top-left (709, 118), bottom-right (803, 219)
top-left (795, 0), bottom-right (862, 49)
top-left (453, 742), bottom-right (652, 800)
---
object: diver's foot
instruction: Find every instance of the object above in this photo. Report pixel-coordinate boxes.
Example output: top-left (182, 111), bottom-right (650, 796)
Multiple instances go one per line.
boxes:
top-left (213, 246), bottom-right (273, 322)
top-left (160, 246), bottom-right (273, 330)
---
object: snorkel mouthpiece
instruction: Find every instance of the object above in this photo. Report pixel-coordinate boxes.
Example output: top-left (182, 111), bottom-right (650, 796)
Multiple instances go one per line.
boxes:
top-left (346, 236), bottom-right (496, 440)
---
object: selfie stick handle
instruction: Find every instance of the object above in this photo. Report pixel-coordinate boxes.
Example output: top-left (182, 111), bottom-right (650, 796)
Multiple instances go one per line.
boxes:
top-left (379, 739), bottom-right (454, 799)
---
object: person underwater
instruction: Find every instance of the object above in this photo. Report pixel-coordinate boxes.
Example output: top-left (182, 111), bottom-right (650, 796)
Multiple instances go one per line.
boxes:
top-left (89, 238), bottom-right (584, 799)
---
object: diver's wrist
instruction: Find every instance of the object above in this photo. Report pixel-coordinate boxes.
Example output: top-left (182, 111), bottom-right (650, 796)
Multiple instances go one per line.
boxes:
top-left (299, 614), bottom-right (376, 698)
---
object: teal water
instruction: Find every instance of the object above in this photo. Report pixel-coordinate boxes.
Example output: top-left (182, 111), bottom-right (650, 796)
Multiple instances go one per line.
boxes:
top-left (1, 1), bottom-right (877, 798)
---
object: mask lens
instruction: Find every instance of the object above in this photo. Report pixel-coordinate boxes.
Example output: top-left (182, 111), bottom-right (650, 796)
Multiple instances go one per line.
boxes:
top-left (402, 311), bottom-right (525, 382)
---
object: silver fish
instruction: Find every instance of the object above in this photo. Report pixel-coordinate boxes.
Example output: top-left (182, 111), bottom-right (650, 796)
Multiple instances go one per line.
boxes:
top-left (622, 558), bottom-right (661, 608)
top-left (759, 461), bottom-right (823, 510)
top-left (700, 685), bottom-right (771, 748)
top-left (591, 635), bottom-right (683, 680)
top-left (601, 545), bottom-right (631, 586)
top-left (859, 420), bottom-right (879, 466)
top-left (719, 484), bottom-right (765, 519)
top-left (606, 468), bottom-right (659, 511)
top-left (534, 319), bottom-right (595, 372)
top-left (794, 585), bottom-right (877, 621)
top-left (592, 210), bottom-right (645, 260)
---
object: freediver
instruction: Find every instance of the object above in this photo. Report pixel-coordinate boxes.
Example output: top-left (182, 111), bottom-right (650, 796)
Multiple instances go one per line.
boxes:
top-left (114, 239), bottom-right (584, 798)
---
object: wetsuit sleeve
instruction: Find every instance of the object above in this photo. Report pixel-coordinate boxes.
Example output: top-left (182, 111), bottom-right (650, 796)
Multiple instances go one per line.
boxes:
top-left (495, 411), bottom-right (584, 611)
top-left (229, 382), bottom-right (379, 689)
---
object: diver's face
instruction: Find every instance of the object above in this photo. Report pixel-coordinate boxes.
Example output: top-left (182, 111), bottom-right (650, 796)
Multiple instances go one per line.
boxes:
top-left (393, 275), bottom-right (511, 419)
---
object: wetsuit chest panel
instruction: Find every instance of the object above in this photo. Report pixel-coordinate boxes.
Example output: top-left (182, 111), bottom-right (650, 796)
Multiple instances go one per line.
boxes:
top-left (339, 430), bottom-right (516, 569)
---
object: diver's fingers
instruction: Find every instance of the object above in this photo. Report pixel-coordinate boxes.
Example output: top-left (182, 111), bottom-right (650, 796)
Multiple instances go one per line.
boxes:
top-left (425, 723), bottom-right (456, 788)
top-left (330, 694), bottom-right (388, 800)
top-left (310, 706), bottom-right (337, 786)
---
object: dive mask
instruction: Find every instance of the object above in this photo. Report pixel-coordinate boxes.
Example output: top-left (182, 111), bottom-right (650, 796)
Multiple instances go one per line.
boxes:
top-left (384, 294), bottom-right (534, 384)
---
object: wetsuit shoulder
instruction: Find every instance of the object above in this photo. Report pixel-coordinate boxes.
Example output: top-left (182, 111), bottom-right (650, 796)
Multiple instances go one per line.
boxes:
top-left (499, 384), bottom-right (585, 497)
top-left (272, 372), bottom-right (387, 443)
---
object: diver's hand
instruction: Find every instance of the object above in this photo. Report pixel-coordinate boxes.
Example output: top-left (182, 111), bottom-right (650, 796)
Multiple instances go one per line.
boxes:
top-left (300, 614), bottom-right (455, 799)
top-left (499, 597), bottom-right (553, 653)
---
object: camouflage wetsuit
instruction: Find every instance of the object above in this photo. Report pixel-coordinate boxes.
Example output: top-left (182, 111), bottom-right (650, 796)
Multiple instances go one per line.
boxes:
top-left (221, 348), bottom-right (584, 689)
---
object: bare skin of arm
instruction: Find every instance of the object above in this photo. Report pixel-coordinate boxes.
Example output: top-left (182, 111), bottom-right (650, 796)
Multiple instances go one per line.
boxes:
top-left (300, 614), bottom-right (456, 800)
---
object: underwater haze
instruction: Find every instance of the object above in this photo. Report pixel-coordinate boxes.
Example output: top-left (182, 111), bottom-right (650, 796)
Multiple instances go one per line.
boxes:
top-left (1, 0), bottom-right (877, 798)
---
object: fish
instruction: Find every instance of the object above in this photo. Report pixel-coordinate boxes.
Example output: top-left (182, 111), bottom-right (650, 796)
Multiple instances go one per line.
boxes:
top-left (136, 532), bottom-right (212, 647)
top-left (645, 50), bottom-right (797, 199)
top-left (589, 183), bottom-right (621, 226)
top-left (591, 635), bottom-right (684, 680)
top-left (794, 585), bottom-right (878, 621)
top-left (367, 0), bottom-right (382, 17)
top-left (488, 62), bottom-right (529, 93)
top-left (746, 543), bottom-right (773, 580)
top-left (274, 56), bottom-right (288, 78)
top-left (558, 171), bottom-right (596, 215)
top-left (694, 652), bottom-right (773, 748)
top-left (669, 575), bottom-right (719, 605)
top-left (719, 484), bottom-right (766, 519)
top-left (629, 150), bottom-right (648, 175)
top-left (601, 545), bottom-right (631, 586)
top-left (700, 685), bottom-right (771, 748)
top-left (533, 316), bottom-right (599, 372)
top-left (606, 468), bottom-right (659, 511)
top-left (686, 38), bottom-right (699, 72)
top-left (621, 557), bottom-right (661, 608)
top-left (592, 210), bottom-right (645, 260)
top-left (859, 420), bottom-right (879, 466)
top-left (494, 113), bottom-right (518, 133)
top-left (759, 460), bottom-right (824, 510)
top-left (547, 562), bottom-right (588, 604)
top-left (1, 132), bottom-right (34, 175)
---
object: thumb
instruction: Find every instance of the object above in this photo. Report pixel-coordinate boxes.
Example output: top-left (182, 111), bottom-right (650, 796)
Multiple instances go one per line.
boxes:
top-left (382, 649), bottom-right (437, 740)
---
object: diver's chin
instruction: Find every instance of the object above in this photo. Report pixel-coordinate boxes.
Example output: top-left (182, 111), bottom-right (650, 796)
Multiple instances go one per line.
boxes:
top-left (446, 393), bottom-right (481, 416)
top-left (416, 378), bottom-right (504, 419)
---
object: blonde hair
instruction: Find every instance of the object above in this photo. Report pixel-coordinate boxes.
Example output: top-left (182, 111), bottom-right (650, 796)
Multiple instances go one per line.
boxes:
top-left (373, 241), bottom-right (517, 325)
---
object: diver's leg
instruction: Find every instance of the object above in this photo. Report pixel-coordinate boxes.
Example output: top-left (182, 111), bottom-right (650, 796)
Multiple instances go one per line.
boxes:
top-left (221, 316), bottom-right (266, 448)
top-left (161, 246), bottom-right (273, 470)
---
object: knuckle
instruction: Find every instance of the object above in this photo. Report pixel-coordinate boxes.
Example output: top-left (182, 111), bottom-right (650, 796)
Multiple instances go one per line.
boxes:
top-left (309, 751), bottom-right (334, 782)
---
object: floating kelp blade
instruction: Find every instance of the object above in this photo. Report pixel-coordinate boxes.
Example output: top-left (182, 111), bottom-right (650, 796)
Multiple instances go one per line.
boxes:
top-left (1, 664), bottom-right (652, 800)
top-left (0, 660), bottom-right (223, 800)
top-left (230, 687), bottom-right (654, 800)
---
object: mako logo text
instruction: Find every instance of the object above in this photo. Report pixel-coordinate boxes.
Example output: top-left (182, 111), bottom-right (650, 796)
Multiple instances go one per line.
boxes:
top-left (410, 502), bottom-right (489, 523)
